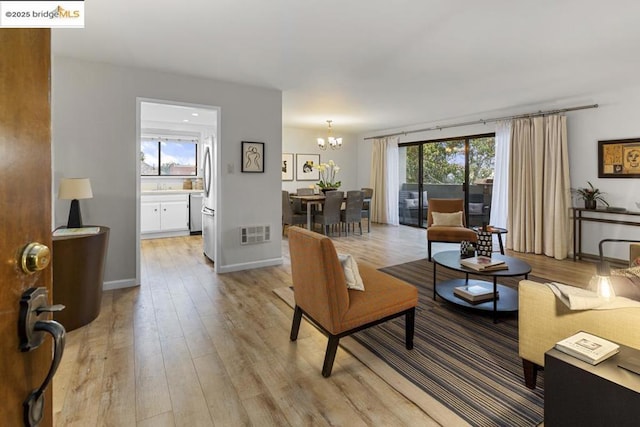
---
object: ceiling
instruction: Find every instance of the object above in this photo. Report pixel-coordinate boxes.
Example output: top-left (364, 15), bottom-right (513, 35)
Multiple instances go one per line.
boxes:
top-left (52, 0), bottom-right (640, 134)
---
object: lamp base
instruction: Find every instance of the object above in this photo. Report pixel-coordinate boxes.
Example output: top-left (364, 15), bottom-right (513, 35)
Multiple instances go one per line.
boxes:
top-left (67, 199), bottom-right (83, 228)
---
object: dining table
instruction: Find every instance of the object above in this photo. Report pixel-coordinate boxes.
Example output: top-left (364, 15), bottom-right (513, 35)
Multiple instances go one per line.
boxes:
top-left (290, 193), bottom-right (371, 230)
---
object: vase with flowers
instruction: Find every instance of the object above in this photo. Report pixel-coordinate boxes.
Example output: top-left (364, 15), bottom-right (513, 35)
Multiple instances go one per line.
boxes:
top-left (316, 160), bottom-right (341, 194)
top-left (574, 181), bottom-right (609, 209)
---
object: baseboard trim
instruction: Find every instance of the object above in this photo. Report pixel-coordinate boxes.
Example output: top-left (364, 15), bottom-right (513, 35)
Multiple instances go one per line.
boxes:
top-left (217, 257), bottom-right (283, 273)
top-left (103, 278), bottom-right (138, 291)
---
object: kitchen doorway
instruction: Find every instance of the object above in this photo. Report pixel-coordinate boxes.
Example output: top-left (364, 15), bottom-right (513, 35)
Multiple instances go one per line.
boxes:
top-left (136, 99), bottom-right (220, 282)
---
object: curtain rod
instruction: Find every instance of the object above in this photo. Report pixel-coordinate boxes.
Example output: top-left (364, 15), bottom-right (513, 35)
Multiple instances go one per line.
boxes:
top-left (364, 103), bottom-right (598, 140)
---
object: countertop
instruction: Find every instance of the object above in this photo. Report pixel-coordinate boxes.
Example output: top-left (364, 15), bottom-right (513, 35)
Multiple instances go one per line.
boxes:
top-left (141, 189), bottom-right (204, 195)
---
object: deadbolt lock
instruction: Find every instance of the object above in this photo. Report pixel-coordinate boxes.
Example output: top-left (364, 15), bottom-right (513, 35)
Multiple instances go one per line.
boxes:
top-left (21, 242), bottom-right (50, 274)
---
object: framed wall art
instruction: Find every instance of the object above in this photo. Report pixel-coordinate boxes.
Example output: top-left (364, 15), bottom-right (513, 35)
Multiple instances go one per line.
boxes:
top-left (281, 153), bottom-right (294, 181)
top-left (241, 141), bottom-right (264, 173)
top-left (598, 138), bottom-right (640, 178)
top-left (296, 154), bottom-right (320, 181)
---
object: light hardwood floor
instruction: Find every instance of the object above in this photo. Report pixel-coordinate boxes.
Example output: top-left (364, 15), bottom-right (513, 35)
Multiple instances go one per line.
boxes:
top-left (53, 224), bottom-right (595, 426)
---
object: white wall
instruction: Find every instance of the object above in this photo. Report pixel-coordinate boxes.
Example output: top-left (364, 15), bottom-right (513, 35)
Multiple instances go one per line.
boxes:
top-left (357, 88), bottom-right (640, 261)
top-left (52, 56), bottom-right (283, 286)
top-left (282, 127), bottom-right (359, 193)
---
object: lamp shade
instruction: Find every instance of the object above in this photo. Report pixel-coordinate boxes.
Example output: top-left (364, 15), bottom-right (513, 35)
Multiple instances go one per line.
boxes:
top-left (59, 178), bottom-right (93, 200)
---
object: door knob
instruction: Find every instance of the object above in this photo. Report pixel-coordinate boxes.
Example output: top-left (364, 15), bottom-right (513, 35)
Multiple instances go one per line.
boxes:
top-left (21, 242), bottom-right (50, 274)
top-left (19, 287), bottom-right (66, 427)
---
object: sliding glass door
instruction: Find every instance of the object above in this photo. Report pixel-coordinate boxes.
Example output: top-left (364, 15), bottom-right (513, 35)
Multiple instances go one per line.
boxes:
top-left (398, 133), bottom-right (495, 228)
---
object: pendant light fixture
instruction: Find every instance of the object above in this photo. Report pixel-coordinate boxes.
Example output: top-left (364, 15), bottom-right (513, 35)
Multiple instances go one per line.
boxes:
top-left (317, 120), bottom-right (342, 150)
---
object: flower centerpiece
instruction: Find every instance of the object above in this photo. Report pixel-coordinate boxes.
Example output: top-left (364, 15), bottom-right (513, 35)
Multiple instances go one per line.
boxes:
top-left (316, 160), bottom-right (341, 193)
top-left (573, 181), bottom-right (609, 209)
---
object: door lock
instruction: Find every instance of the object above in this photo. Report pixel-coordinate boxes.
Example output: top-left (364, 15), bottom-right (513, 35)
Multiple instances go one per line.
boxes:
top-left (21, 242), bottom-right (50, 274)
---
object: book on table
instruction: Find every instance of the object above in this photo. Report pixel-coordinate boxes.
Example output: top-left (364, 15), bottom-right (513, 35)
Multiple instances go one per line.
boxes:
top-left (555, 331), bottom-right (620, 365)
top-left (53, 227), bottom-right (101, 237)
top-left (453, 284), bottom-right (498, 303)
top-left (460, 256), bottom-right (508, 271)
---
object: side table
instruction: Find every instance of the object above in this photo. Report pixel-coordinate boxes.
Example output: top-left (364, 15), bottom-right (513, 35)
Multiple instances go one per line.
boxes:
top-left (545, 343), bottom-right (640, 426)
top-left (472, 225), bottom-right (508, 254)
top-left (52, 226), bottom-right (110, 331)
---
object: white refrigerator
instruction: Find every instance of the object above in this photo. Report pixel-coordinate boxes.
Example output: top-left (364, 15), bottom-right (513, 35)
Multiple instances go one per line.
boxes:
top-left (202, 136), bottom-right (215, 263)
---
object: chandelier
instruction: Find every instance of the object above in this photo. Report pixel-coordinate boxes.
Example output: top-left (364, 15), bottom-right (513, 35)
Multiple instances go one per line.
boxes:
top-left (317, 120), bottom-right (342, 150)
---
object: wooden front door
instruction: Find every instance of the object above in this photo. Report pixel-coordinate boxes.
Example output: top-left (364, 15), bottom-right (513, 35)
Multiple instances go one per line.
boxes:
top-left (0, 29), bottom-right (54, 426)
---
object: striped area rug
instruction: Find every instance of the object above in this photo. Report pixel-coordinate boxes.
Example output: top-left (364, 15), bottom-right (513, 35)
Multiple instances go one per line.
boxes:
top-left (351, 258), bottom-right (545, 426)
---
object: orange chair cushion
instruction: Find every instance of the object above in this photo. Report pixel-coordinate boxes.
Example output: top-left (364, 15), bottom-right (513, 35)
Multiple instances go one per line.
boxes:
top-left (339, 264), bottom-right (418, 333)
top-left (427, 226), bottom-right (477, 242)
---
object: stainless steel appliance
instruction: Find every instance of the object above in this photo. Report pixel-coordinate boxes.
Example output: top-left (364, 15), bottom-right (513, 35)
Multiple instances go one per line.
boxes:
top-left (189, 193), bottom-right (203, 234)
top-left (202, 136), bottom-right (215, 262)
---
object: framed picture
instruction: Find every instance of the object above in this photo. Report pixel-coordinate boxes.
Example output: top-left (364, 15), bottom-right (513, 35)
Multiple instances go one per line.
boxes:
top-left (598, 138), bottom-right (640, 178)
top-left (296, 154), bottom-right (320, 181)
top-left (241, 141), bottom-right (264, 173)
top-left (281, 153), bottom-right (294, 181)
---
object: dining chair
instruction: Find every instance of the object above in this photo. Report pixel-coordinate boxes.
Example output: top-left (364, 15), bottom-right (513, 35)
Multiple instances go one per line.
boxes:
top-left (282, 190), bottom-right (306, 234)
top-left (288, 227), bottom-right (418, 377)
top-left (360, 187), bottom-right (373, 233)
top-left (341, 190), bottom-right (364, 235)
top-left (426, 198), bottom-right (477, 260)
top-left (313, 191), bottom-right (344, 236)
top-left (293, 187), bottom-right (315, 214)
top-left (296, 188), bottom-right (315, 195)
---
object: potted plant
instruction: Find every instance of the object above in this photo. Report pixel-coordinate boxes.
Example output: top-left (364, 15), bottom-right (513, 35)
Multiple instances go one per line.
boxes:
top-left (574, 181), bottom-right (609, 209)
top-left (315, 160), bottom-right (341, 194)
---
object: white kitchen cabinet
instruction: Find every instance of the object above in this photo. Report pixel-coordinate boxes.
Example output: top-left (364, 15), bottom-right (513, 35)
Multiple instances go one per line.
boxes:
top-left (141, 194), bottom-right (189, 237)
top-left (141, 201), bottom-right (161, 233)
top-left (160, 200), bottom-right (188, 230)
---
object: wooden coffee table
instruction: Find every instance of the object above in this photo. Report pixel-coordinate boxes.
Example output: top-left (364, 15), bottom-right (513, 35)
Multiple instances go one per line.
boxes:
top-left (432, 251), bottom-right (531, 322)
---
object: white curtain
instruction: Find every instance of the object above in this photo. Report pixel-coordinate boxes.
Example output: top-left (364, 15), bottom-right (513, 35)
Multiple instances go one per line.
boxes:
top-left (489, 121), bottom-right (511, 230)
top-left (507, 115), bottom-right (570, 259)
top-left (370, 136), bottom-right (399, 225)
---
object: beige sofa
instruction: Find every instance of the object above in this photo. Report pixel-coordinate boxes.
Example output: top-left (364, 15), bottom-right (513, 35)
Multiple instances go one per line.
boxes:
top-left (519, 279), bottom-right (640, 388)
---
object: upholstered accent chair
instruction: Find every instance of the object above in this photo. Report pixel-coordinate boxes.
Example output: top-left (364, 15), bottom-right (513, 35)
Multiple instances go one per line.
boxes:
top-left (313, 190), bottom-right (344, 235)
top-left (426, 198), bottom-right (477, 261)
top-left (360, 187), bottom-right (373, 232)
top-left (288, 227), bottom-right (418, 377)
top-left (341, 190), bottom-right (364, 235)
top-left (282, 190), bottom-right (306, 234)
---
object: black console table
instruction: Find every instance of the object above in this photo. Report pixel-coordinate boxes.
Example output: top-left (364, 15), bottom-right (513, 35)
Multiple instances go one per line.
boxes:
top-left (572, 208), bottom-right (640, 261)
top-left (545, 343), bottom-right (640, 426)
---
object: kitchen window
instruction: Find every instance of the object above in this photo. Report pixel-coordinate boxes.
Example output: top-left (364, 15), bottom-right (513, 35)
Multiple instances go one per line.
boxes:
top-left (141, 137), bottom-right (198, 176)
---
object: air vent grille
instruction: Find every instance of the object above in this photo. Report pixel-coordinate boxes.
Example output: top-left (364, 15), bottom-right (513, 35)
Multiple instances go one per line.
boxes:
top-left (240, 225), bottom-right (271, 245)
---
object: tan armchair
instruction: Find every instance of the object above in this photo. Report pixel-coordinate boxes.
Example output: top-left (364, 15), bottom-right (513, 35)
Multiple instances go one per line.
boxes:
top-left (288, 227), bottom-right (418, 377)
top-left (426, 198), bottom-right (477, 261)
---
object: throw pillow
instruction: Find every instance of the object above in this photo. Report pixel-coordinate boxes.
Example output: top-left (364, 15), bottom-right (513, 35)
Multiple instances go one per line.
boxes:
top-left (611, 266), bottom-right (640, 301)
top-left (432, 211), bottom-right (463, 227)
top-left (337, 253), bottom-right (365, 291)
top-left (468, 202), bottom-right (484, 215)
top-left (404, 199), bottom-right (418, 208)
top-left (409, 191), bottom-right (428, 206)
top-left (399, 190), bottom-right (412, 201)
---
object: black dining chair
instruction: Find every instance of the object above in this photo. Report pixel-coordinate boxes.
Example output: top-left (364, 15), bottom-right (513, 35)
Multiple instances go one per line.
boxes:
top-left (313, 191), bottom-right (344, 236)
